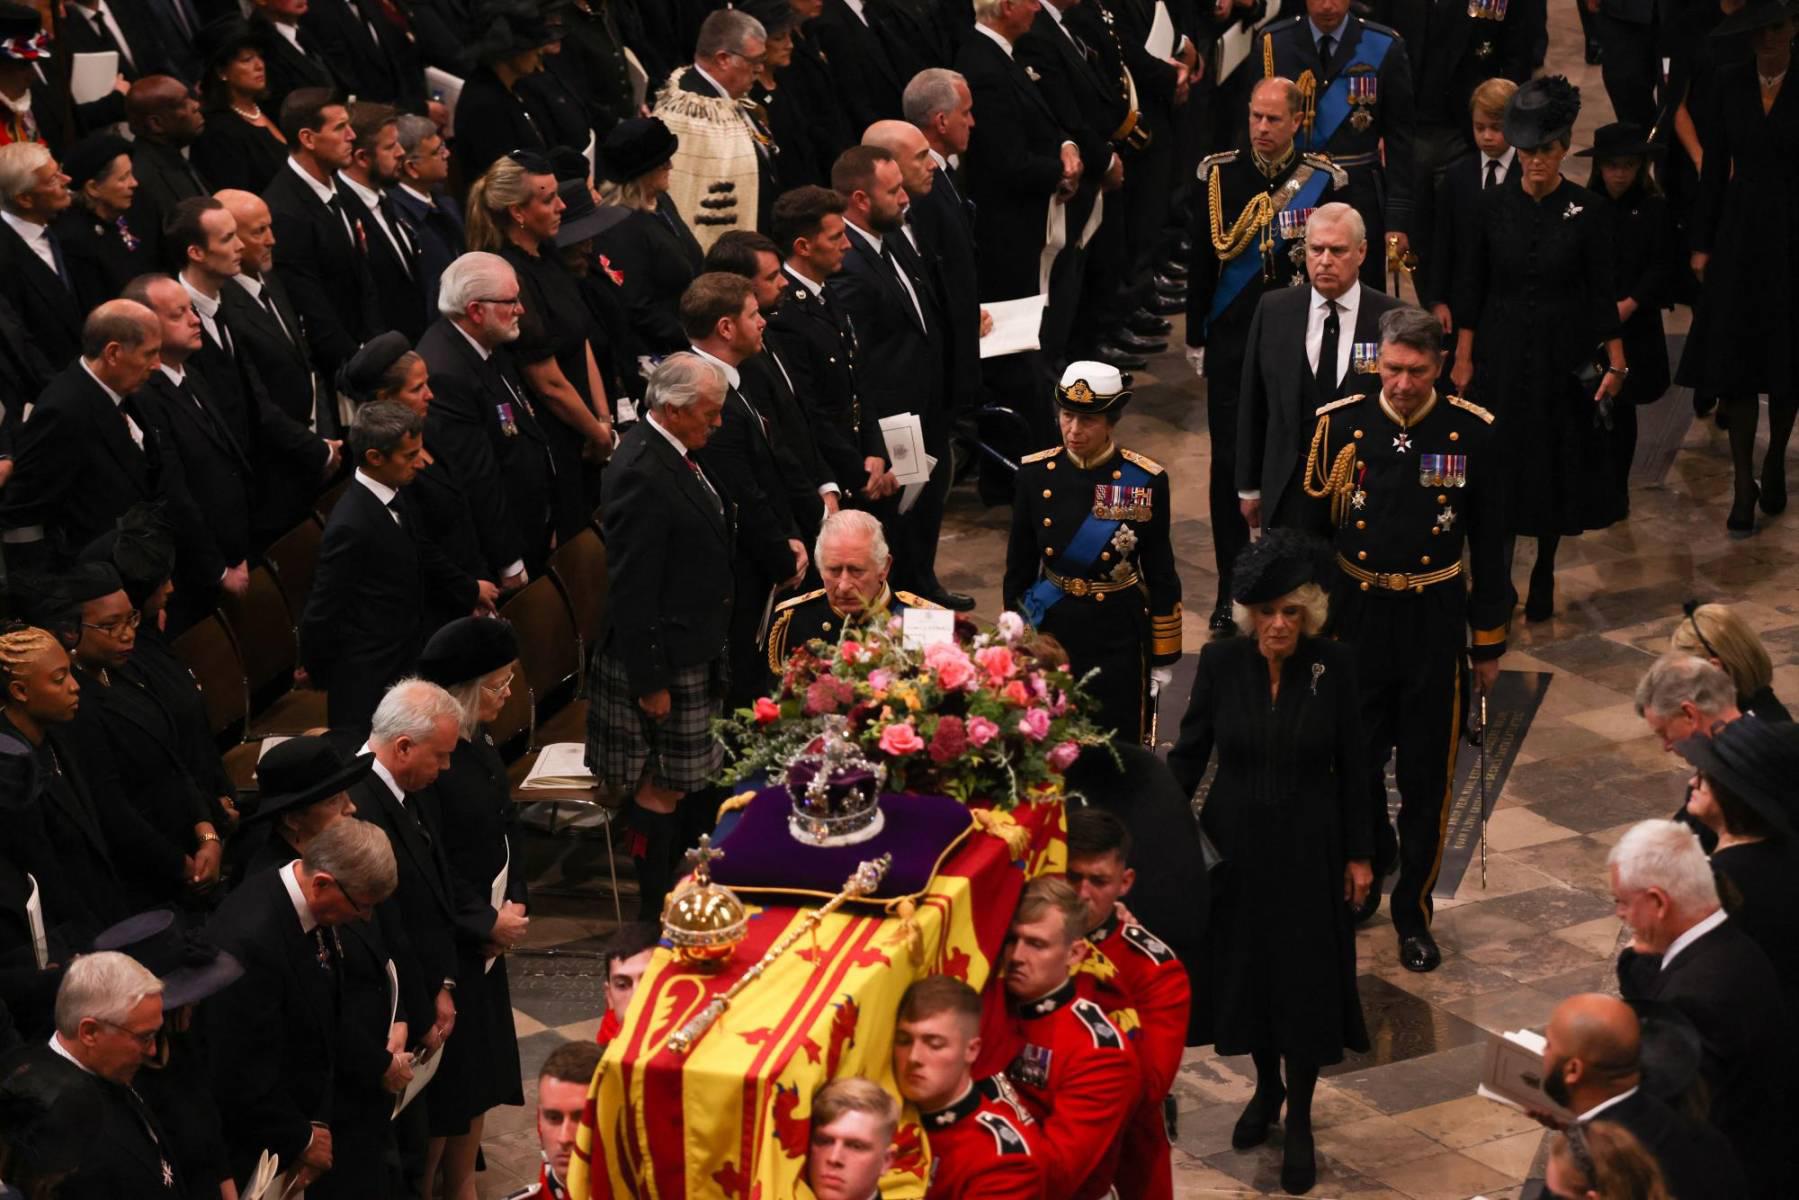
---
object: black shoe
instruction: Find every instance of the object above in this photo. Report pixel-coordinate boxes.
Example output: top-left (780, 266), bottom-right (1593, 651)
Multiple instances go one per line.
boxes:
top-left (1127, 309), bottom-right (1173, 337)
top-left (1400, 933), bottom-right (1441, 973)
top-left (1107, 329), bottom-right (1168, 354)
top-left (1694, 394), bottom-right (1717, 418)
top-left (1153, 272), bottom-right (1188, 297)
top-left (921, 589), bottom-right (976, 612)
top-left (1092, 341), bottom-right (1149, 370)
top-left (1762, 461), bottom-right (1787, 515)
top-left (1149, 292), bottom-right (1185, 316)
top-left (1728, 484), bottom-right (1759, 538)
top-left (1208, 601), bottom-right (1237, 637)
top-left (1160, 258), bottom-right (1190, 281)
top-left (1716, 406), bottom-right (1730, 430)
top-left (1231, 1087), bottom-right (1284, 1149)
top-left (1281, 1127), bottom-right (1317, 1194)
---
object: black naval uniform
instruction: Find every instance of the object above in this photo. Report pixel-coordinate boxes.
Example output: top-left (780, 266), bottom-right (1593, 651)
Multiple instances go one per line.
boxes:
top-left (1259, 13), bottom-right (1416, 289)
top-left (1301, 389), bottom-right (1508, 945)
top-left (765, 585), bottom-right (942, 675)
top-left (1003, 444), bottom-right (1183, 743)
top-left (1187, 146), bottom-right (1345, 608)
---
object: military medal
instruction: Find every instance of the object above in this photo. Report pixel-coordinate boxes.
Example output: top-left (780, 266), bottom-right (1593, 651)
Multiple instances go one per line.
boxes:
top-left (1468, 0), bottom-right (1509, 18)
top-left (1420, 453), bottom-right (1443, 486)
top-left (1275, 206), bottom-right (1314, 244)
top-left (1393, 432), bottom-right (1412, 454)
top-left (497, 402), bottom-right (519, 437)
top-left (1092, 484), bottom-right (1152, 521)
top-left (162, 1159), bottom-right (175, 1187)
top-left (1351, 488), bottom-right (1367, 510)
top-left (1011, 1043), bottom-right (1053, 1088)
top-left (1347, 74), bottom-right (1378, 130)
top-left (1351, 342), bottom-right (1379, 374)
top-left (1447, 454), bottom-right (1467, 486)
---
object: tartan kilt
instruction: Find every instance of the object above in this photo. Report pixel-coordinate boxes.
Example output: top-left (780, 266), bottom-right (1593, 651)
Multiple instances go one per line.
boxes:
top-left (585, 652), bottom-right (725, 793)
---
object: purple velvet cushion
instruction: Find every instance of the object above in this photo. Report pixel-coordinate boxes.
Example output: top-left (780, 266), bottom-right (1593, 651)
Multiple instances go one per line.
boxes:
top-left (709, 786), bottom-right (976, 904)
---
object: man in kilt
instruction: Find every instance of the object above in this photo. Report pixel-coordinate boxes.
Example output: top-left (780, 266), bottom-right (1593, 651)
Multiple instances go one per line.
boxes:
top-left (585, 353), bottom-right (735, 919)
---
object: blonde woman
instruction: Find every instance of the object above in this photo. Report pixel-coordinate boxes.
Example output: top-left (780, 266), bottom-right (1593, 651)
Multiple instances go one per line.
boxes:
top-left (1670, 601), bottom-right (1790, 722)
top-left (1546, 1122), bottom-right (1673, 1200)
top-left (591, 117), bottom-right (705, 354)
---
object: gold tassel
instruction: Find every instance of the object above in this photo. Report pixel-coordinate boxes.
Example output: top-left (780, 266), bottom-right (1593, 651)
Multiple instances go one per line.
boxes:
top-left (716, 791), bottom-right (757, 818)
top-left (883, 897), bottom-right (924, 961)
top-left (971, 809), bottom-right (1031, 860)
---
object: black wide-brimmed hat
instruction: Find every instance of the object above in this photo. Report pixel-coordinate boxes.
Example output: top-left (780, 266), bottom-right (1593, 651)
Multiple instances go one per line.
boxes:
top-left (1230, 528), bottom-right (1334, 606)
top-left (1574, 122), bottom-right (1663, 160)
top-left (62, 133), bottom-right (133, 191)
top-left (338, 331), bottom-right (413, 405)
top-left (554, 177), bottom-right (630, 247)
top-left (1053, 360), bottom-right (1132, 416)
top-left (469, 0), bottom-right (556, 65)
top-left (598, 117), bottom-right (679, 184)
top-left (1504, 75), bottom-right (1581, 150)
top-left (81, 504), bottom-right (177, 609)
top-left (93, 909), bottom-right (244, 1009)
top-left (1673, 717), bottom-right (1799, 839)
top-left (244, 735), bottom-right (374, 828)
top-left (418, 616), bottom-right (519, 688)
top-left (1712, 0), bottom-right (1797, 36)
top-left (0, 3), bottom-right (48, 64)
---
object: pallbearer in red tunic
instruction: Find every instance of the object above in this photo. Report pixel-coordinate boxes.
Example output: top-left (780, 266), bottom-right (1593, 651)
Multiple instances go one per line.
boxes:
top-left (506, 1042), bottom-right (606, 1200)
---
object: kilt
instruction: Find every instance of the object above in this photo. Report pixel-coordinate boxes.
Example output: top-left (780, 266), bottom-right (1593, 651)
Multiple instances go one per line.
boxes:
top-left (585, 652), bottom-right (725, 793)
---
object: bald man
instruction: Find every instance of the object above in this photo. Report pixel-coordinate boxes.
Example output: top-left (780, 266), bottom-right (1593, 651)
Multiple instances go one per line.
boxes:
top-left (1537, 993), bottom-right (1745, 1200)
top-left (214, 189), bottom-right (332, 432)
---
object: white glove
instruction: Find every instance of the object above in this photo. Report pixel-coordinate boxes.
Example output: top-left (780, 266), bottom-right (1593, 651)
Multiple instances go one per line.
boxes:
top-left (1183, 346), bottom-right (1205, 377)
top-left (1150, 667), bottom-right (1175, 690)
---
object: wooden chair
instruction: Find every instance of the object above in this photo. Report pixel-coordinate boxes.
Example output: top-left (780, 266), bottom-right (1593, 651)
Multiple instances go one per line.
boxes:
top-left (220, 566), bottom-right (329, 737)
top-left (547, 527), bottom-right (608, 663)
top-left (172, 615), bottom-right (262, 791)
top-left (263, 517), bottom-right (324, 618)
top-left (314, 476), bottom-right (352, 523)
top-left (488, 663), bottom-right (533, 761)
top-left (500, 575), bottom-right (581, 719)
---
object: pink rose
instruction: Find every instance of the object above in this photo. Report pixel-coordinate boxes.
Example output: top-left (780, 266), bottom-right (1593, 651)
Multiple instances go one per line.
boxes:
top-left (1027, 673), bottom-right (1049, 700)
top-left (996, 611), bottom-right (1027, 644)
top-left (966, 716), bottom-right (1001, 747)
top-left (752, 697), bottom-right (780, 724)
top-left (1016, 708), bottom-right (1051, 742)
top-left (975, 645), bottom-right (1016, 681)
top-left (1046, 741), bottom-right (1081, 771)
top-left (937, 657), bottom-right (976, 692)
top-left (839, 640), bottom-right (864, 664)
top-left (878, 722), bottom-right (925, 756)
top-left (1001, 680), bottom-right (1031, 707)
top-left (1051, 690), bottom-right (1070, 716)
top-left (924, 642), bottom-right (970, 671)
top-left (867, 668), bottom-right (895, 695)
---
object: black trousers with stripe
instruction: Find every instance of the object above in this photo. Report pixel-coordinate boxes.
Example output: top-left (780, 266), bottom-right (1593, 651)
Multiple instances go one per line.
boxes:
top-left (1330, 577), bottom-right (1468, 940)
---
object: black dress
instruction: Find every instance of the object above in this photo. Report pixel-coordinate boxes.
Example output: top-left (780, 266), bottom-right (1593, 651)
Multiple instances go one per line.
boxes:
top-left (500, 240), bottom-right (604, 532)
top-left (1589, 180), bottom-right (1671, 523)
top-left (1677, 66), bottom-right (1799, 398)
top-left (1453, 176), bottom-right (1621, 537)
top-left (591, 197), bottom-right (704, 356)
top-left (1166, 636), bottom-right (1370, 1064)
top-left (418, 730), bottom-right (527, 1130)
top-left (1712, 839), bottom-right (1799, 1016)
top-left (1742, 684), bottom-right (1792, 724)
top-left (190, 109), bottom-right (289, 195)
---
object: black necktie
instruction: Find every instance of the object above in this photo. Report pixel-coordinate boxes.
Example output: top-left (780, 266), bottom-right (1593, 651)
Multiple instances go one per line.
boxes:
top-left (327, 194), bottom-right (360, 253)
top-left (258, 287), bottom-right (297, 346)
top-left (1316, 300), bottom-right (1340, 395)
top-left (380, 194), bottom-right (417, 275)
top-left (212, 315), bottom-right (235, 358)
top-left (1318, 34), bottom-right (1334, 68)
top-left (1485, 159), bottom-right (1500, 190)
top-left (881, 243), bottom-right (927, 334)
top-left (46, 230), bottom-right (72, 292)
top-left (684, 454), bottom-right (723, 515)
top-left (386, 496), bottom-right (405, 528)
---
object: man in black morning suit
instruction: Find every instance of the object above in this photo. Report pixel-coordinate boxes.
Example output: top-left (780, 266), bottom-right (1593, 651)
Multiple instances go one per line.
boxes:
top-left (300, 0), bottom-right (426, 110)
top-left (300, 403), bottom-right (490, 733)
top-left (262, 89), bottom-right (382, 382)
top-left (60, 0), bottom-right (178, 86)
top-left (418, 253), bottom-right (558, 583)
top-left (216, 188), bottom-right (330, 431)
top-left (206, 819), bottom-right (400, 1192)
top-left (1613, 818), bottom-right (1795, 1197)
top-left (338, 102), bottom-right (429, 345)
top-left (0, 142), bottom-right (84, 373)
top-left (1238, 203), bottom-right (1403, 535)
top-left (814, 0), bottom-right (907, 134)
top-left (249, 4), bottom-right (339, 112)
top-left (955, 0), bottom-right (1082, 304)
top-left (125, 78), bottom-right (211, 235)
top-left (391, 115), bottom-right (466, 320)
top-left (902, 73), bottom-right (983, 413)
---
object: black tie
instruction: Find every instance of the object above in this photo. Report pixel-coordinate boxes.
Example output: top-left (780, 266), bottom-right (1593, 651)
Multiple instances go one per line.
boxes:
top-left (212, 316), bottom-right (235, 358)
top-left (881, 243), bottom-right (926, 334)
top-left (1485, 159), bottom-right (1500, 190)
top-left (258, 288), bottom-right (297, 346)
top-left (1316, 300), bottom-right (1340, 396)
top-left (1318, 33), bottom-right (1334, 68)
top-left (381, 194), bottom-right (417, 275)
top-left (327, 193), bottom-right (360, 253)
top-left (386, 496), bottom-right (405, 528)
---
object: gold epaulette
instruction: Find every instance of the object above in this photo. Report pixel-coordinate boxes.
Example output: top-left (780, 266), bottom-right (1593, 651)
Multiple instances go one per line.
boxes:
top-left (1314, 394), bottom-right (1363, 416)
top-left (773, 587), bottom-right (827, 613)
top-left (1197, 149), bottom-right (1237, 183)
top-left (1119, 448), bottom-right (1164, 475)
top-left (1301, 152), bottom-right (1349, 188)
top-left (1446, 394), bottom-right (1496, 424)
top-left (893, 590), bottom-right (944, 610)
top-left (1020, 446), bottom-right (1063, 464)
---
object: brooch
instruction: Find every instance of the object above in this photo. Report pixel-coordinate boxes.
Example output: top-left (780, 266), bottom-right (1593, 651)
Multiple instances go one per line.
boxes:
top-left (1563, 202), bottom-right (1583, 219)
top-left (1310, 662), bottom-right (1326, 695)
top-left (1437, 505), bottom-right (1458, 531)
top-left (1024, 66), bottom-right (1041, 82)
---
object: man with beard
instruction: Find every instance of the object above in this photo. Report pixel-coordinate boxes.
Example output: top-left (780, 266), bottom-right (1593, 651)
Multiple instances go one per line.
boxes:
top-left (338, 102), bottom-right (427, 342)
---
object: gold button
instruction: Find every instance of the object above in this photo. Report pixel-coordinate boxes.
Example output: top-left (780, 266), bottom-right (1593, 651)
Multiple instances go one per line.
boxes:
top-left (1357, 550), bottom-right (1368, 561)
top-left (1355, 519), bottom-right (1365, 529)
top-left (1437, 494), bottom-right (1447, 504)
top-left (1360, 581), bottom-right (1371, 592)
top-left (1112, 470), bottom-right (1122, 480)
top-left (1355, 461), bottom-right (1365, 471)
top-left (822, 621), bottom-right (832, 631)
top-left (1353, 429), bottom-right (1364, 440)
top-left (1101, 551), bottom-right (1112, 561)
top-left (1042, 489), bottom-right (1052, 499)
top-left (1095, 592), bottom-right (1106, 603)
top-left (1042, 517), bottom-right (1052, 527)
top-left (1046, 461), bottom-right (1056, 470)
top-left (1449, 431), bottom-right (1460, 442)
top-left (1045, 548), bottom-right (1054, 557)
top-left (1431, 526), bottom-right (1440, 536)
top-left (1421, 555), bottom-right (1431, 566)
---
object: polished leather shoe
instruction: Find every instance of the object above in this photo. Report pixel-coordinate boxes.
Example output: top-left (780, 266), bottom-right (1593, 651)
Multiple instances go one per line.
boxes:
top-left (1281, 1127), bottom-right (1317, 1194)
top-left (1148, 292), bottom-right (1185, 316)
top-left (1728, 484), bottom-right (1758, 539)
top-left (1093, 341), bottom-right (1149, 370)
top-left (1127, 309), bottom-right (1173, 337)
top-left (1231, 1087), bottom-right (1284, 1149)
top-left (1153, 272), bottom-right (1187, 296)
top-left (1523, 574), bottom-right (1554, 623)
top-left (1108, 329), bottom-right (1168, 354)
top-left (922, 589), bottom-right (977, 612)
top-left (1160, 258), bottom-right (1190, 280)
top-left (1400, 933), bottom-right (1441, 973)
top-left (1208, 602), bottom-right (1237, 637)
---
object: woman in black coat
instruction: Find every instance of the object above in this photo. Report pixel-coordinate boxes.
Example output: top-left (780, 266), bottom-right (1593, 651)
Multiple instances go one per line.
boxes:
top-left (1452, 77), bottom-right (1626, 622)
top-left (56, 134), bottom-right (157, 314)
top-left (1167, 532), bottom-right (1371, 1196)
top-left (453, 5), bottom-right (560, 183)
top-left (1676, 2), bottom-right (1799, 536)
top-left (415, 618), bottom-right (530, 1198)
top-left (592, 117), bottom-right (705, 356)
top-left (189, 18), bottom-right (290, 195)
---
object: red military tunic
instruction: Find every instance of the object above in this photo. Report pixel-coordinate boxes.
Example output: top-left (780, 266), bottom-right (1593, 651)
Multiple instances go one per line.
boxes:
top-left (1003, 979), bottom-right (1139, 1200)
top-left (501, 1161), bottom-right (568, 1199)
top-left (921, 1075), bottom-right (1044, 1200)
top-left (1081, 916), bottom-right (1192, 1200)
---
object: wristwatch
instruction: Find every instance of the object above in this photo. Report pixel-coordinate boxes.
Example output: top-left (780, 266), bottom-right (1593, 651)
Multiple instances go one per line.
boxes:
top-left (1605, 366), bottom-right (1630, 378)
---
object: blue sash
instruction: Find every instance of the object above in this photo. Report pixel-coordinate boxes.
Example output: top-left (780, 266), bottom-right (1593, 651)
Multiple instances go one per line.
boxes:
top-left (1020, 458), bottom-right (1152, 625)
top-left (1204, 166), bottom-right (1335, 332)
top-left (1308, 29), bottom-right (1393, 151)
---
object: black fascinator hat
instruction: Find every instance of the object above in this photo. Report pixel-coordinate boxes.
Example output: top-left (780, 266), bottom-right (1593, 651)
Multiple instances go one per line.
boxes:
top-left (1230, 529), bottom-right (1334, 606)
top-left (1505, 75), bottom-right (1581, 150)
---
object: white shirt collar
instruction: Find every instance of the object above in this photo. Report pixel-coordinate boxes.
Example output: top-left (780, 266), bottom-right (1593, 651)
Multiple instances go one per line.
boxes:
top-left (843, 216), bottom-right (882, 254)
top-left (1313, 280), bottom-right (1362, 317)
top-left (337, 171), bottom-right (384, 212)
top-left (1, 209), bottom-right (47, 246)
top-left (232, 272), bottom-right (266, 301)
top-left (692, 62), bottom-right (733, 99)
top-left (180, 273), bottom-right (221, 319)
top-left (452, 319), bottom-right (493, 362)
top-left (356, 741), bottom-right (408, 803)
top-left (1486, 147), bottom-right (1517, 174)
top-left (353, 467), bottom-right (399, 508)
top-left (279, 859), bottom-right (320, 934)
top-left (647, 411), bottom-right (693, 459)
top-left (48, 1033), bottom-right (94, 1074)
top-left (80, 359), bottom-right (126, 407)
top-left (928, 148), bottom-right (951, 173)
top-left (287, 156), bottom-right (339, 206)
top-left (398, 182), bottom-right (435, 208)
top-left (272, 18), bottom-right (304, 52)
top-left (842, 0), bottom-right (868, 21)
top-left (1042, 1), bottom-right (1069, 28)
top-left (158, 364), bottom-right (186, 387)
top-left (0, 86), bottom-right (30, 116)
top-left (1577, 1085), bottom-right (1639, 1123)
top-left (784, 264), bottom-right (826, 295)
top-left (1661, 908), bottom-right (1727, 971)
top-left (690, 345), bottom-right (741, 389)
top-left (973, 23), bottom-right (1014, 57)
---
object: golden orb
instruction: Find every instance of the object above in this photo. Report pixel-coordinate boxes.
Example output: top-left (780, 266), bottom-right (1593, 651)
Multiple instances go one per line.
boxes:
top-left (662, 835), bottom-right (748, 969)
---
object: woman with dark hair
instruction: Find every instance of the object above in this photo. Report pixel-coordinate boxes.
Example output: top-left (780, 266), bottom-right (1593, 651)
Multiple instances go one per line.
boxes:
top-left (1676, 719), bottom-right (1799, 1012)
top-left (453, 0), bottom-right (558, 181)
top-left (1576, 122), bottom-right (1672, 521)
top-left (188, 18), bottom-right (289, 195)
top-left (54, 133), bottom-right (155, 313)
top-left (1676, 0), bottom-right (1799, 537)
top-left (1166, 531), bottom-right (1370, 1195)
top-left (1451, 77), bottom-right (1627, 623)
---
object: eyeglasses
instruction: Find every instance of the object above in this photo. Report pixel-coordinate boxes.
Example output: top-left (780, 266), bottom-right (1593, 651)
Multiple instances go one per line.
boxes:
top-left (80, 610), bottom-right (142, 638)
top-left (726, 49), bottom-right (768, 68)
top-left (476, 296), bottom-right (524, 310)
top-left (407, 145), bottom-right (451, 162)
top-left (481, 672), bottom-right (515, 696)
top-left (330, 877), bottom-right (372, 919)
top-left (95, 1019), bottom-right (161, 1050)
top-left (1681, 599), bottom-right (1722, 661)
